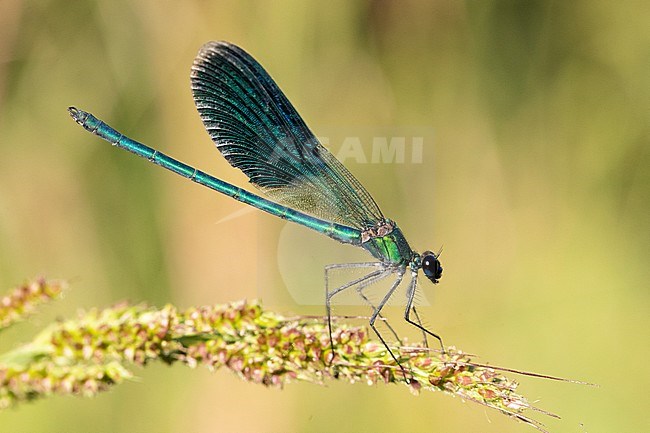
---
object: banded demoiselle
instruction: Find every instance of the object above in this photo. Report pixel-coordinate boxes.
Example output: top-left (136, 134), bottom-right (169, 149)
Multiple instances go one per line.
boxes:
top-left (69, 41), bottom-right (444, 377)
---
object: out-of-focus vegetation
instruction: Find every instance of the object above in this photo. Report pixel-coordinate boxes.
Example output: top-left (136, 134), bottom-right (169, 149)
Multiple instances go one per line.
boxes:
top-left (0, 1), bottom-right (647, 432)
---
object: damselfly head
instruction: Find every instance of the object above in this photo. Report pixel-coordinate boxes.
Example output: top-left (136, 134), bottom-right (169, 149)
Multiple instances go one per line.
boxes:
top-left (421, 250), bottom-right (443, 284)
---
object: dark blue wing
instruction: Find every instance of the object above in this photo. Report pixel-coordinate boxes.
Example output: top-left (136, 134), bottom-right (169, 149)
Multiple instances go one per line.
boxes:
top-left (190, 41), bottom-right (384, 229)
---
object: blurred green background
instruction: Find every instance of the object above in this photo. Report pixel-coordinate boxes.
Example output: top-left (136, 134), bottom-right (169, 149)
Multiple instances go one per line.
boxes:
top-left (0, 1), bottom-right (648, 432)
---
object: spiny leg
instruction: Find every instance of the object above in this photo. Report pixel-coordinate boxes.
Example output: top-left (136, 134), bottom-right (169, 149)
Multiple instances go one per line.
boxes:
top-left (355, 282), bottom-right (401, 342)
top-left (329, 262), bottom-right (402, 342)
top-left (325, 262), bottom-right (384, 328)
top-left (325, 262), bottom-right (383, 324)
top-left (325, 262), bottom-right (388, 362)
top-left (404, 270), bottom-right (445, 353)
top-left (411, 305), bottom-right (428, 349)
top-left (326, 269), bottom-right (392, 352)
top-left (405, 271), bottom-right (428, 347)
top-left (369, 269), bottom-right (410, 381)
top-left (326, 262), bottom-right (402, 347)
top-left (325, 262), bottom-right (382, 274)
